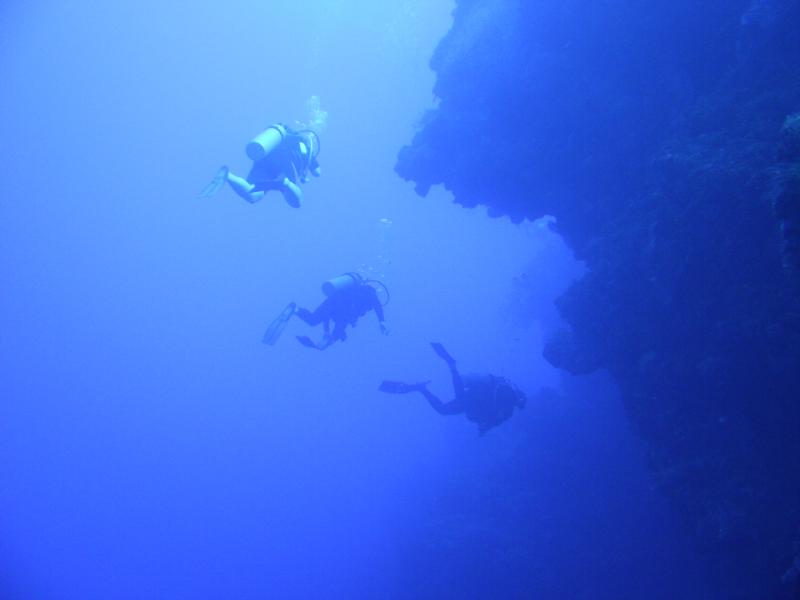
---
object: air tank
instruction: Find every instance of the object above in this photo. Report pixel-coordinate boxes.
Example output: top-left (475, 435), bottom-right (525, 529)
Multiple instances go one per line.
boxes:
top-left (246, 124), bottom-right (287, 161)
top-left (321, 273), bottom-right (362, 297)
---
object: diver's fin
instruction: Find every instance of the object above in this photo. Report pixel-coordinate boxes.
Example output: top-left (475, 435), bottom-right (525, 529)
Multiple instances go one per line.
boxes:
top-left (198, 166), bottom-right (229, 199)
top-left (378, 380), bottom-right (430, 394)
top-left (430, 342), bottom-right (456, 366)
top-left (296, 335), bottom-right (322, 350)
top-left (379, 380), bottom-right (409, 394)
top-left (262, 302), bottom-right (297, 346)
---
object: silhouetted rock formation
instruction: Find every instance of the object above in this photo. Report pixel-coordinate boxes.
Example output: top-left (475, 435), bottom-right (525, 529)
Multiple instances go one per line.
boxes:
top-left (397, 1), bottom-right (800, 597)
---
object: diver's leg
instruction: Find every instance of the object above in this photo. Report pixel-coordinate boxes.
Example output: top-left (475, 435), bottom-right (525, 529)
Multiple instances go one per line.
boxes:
top-left (280, 178), bottom-right (303, 208)
top-left (297, 299), bottom-right (334, 327)
top-left (446, 364), bottom-right (465, 398)
top-left (378, 381), bottom-right (462, 415)
top-left (295, 320), bottom-right (336, 351)
top-left (226, 172), bottom-right (265, 204)
top-left (449, 366), bottom-right (466, 398)
top-left (295, 305), bottom-right (324, 326)
top-left (430, 342), bottom-right (456, 366)
top-left (321, 322), bottom-right (347, 347)
top-left (430, 343), bottom-right (465, 395)
top-left (296, 335), bottom-right (323, 350)
top-left (419, 389), bottom-right (464, 416)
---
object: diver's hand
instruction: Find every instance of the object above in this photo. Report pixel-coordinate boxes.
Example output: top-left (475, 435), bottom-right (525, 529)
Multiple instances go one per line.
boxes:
top-left (380, 322), bottom-right (389, 336)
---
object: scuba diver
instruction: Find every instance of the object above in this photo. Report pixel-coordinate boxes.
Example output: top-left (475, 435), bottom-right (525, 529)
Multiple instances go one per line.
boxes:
top-left (263, 273), bottom-right (389, 350)
top-left (379, 343), bottom-right (527, 435)
top-left (200, 122), bottom-right (321, 208)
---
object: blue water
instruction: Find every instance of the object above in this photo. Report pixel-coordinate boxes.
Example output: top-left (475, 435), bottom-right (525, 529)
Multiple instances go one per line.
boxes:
top-left (1, 2), bottom-right (710, 598)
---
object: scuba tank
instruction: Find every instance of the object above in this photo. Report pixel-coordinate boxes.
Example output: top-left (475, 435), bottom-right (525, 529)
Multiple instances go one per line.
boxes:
top-left (246, 123), bottom-right (288, 161)
top-left (321, 272), bottom-right (390, 306)
top-left (321, 272), bottom-right (363, 297)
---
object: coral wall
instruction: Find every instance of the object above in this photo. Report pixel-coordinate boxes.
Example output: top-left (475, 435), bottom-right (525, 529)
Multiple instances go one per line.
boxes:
top-left (397, 1), bottom-right (800, 596)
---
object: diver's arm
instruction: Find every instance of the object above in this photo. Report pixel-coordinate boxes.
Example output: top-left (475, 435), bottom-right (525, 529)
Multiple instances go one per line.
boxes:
top-left (371, 291), bottom-right (388, 334)
top-left (329, 321), bottom-right (347, 343)
top-left (374, 303), bottom-right (385, 324)
top-left (309, 156), bottom-right (321, 177)
top-left (377, 316), bottom-right (388, 335)
top-left (295, 306), bottom-right (321, 326)
top-left (377, 311), bottom-right (388, 335)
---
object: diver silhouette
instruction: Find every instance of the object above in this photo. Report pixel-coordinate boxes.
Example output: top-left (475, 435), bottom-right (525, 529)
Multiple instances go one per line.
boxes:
top-left (380, 343), bottom-right (526, 435)
top-left (200, 122), bottom-right (321, 208)
top-left (263, 273), bottom-right (389, 350)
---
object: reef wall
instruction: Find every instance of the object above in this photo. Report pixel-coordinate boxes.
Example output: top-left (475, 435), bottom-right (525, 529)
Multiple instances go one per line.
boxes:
top-left (397, 1), bottom-right (800, 597)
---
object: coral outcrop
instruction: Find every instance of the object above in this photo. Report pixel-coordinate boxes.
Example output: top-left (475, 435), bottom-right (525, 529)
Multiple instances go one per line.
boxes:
top-left (397, 0), bottom-right (800, 597)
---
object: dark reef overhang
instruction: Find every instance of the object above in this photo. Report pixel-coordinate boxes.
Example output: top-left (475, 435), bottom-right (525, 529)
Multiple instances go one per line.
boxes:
top-left (397, 1), bottom-right (800, 597)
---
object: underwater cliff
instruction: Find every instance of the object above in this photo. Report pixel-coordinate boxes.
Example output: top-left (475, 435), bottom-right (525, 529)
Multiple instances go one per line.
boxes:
top-left (397, 1), bottom-right (800, 597)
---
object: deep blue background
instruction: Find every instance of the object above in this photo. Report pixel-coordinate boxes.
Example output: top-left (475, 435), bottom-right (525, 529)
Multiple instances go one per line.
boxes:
top-left (1, 2), bottom-right (709, 597)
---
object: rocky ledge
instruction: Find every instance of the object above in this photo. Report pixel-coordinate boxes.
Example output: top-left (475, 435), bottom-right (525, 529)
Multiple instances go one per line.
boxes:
top-left (397, 1), bottom-right (800, 597)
